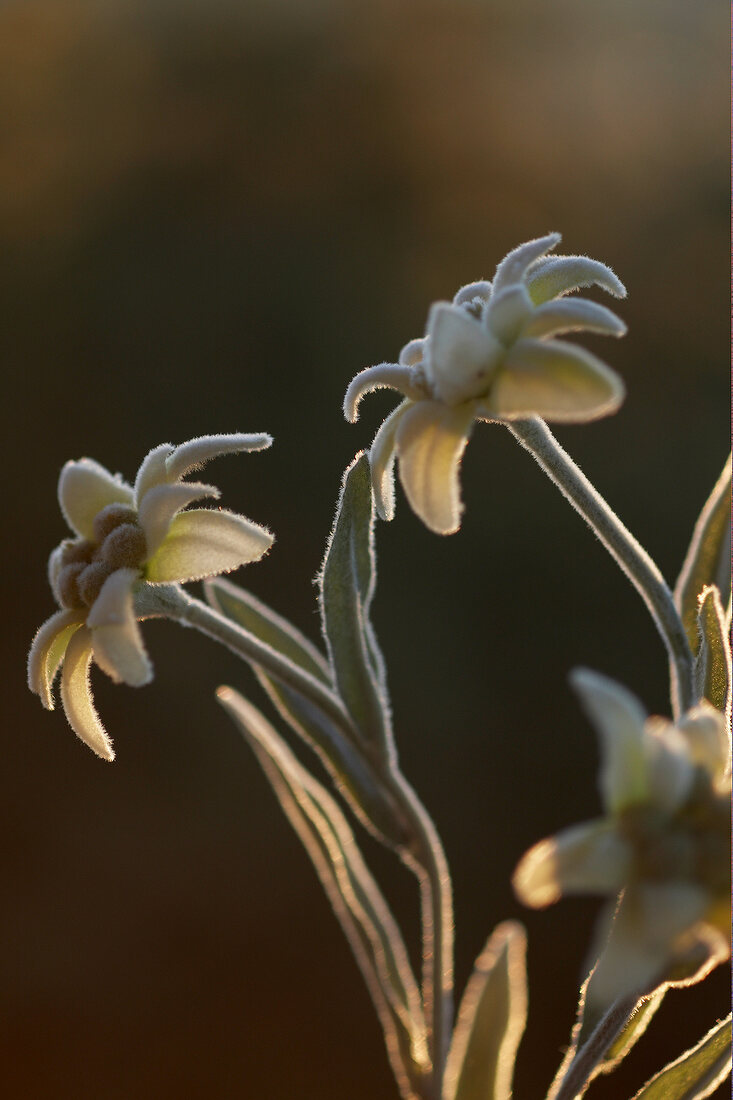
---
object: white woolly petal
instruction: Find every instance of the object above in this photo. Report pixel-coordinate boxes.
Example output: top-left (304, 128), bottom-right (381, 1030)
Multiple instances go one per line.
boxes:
top-left (399, 338), bottom-right (427, 366)
top-left (165, 433), bottom-right (272, 482)
top-left (368, 399), bottom-right (413, 521)
top-left (58, 459), bottom-right (134, 539)
top-left (570, 669), bottom-right (651, 814)
top-left (47, 545), bottom-right (65, 604)
top-left (343, 364), bottom-right (422, 423)
top-left (426, 302), bottom-right (502, 405)
top-left (588, 884), bottom-right (711, 1009)
top-left (489, 338), bottom-right (624, 422)
top-left (491, 233), bottom-right (561, 295)
top-left (643, 717), bottom-right (695, 814)
top-left (134, 443), bottom-right (174, 503)
top-left (60, 626), bottom-right (115, 761)
top-left (522, 297), bottom-right (627, 340)
top-left (484, 283), bottom-right (534, 346)
top-left (87, 569), bottom-right (152, 687)
top-left (27, 609), bottom-right (85, 710)
top-left (573, 671), bottom-right (695, 815)
top-left (137, 481), bottom-right (220, 557)
top-left (526, 255), bottom-right (626, 305)
top-left (452, 280), bottom-right (492, 306)
top-left (678, 702), bottom-right (731, 785)
top-left (513, 819), bottom-right (630, 908)
top-left (144, 509), bottom-right (274, 583)
top-left (395, 399), bottom-right (475, 535)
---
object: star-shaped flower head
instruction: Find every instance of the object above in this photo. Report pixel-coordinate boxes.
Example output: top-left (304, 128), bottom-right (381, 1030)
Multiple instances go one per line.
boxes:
top-left (513, 670), bottom-right (731, 1012)
top-left (344, 233), bottom-right (627, 534)
top-left (28, 434), bottom-right (274, 762)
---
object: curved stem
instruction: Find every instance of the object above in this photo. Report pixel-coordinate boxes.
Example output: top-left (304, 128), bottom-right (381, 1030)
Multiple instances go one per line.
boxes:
top-left (145, 585), bottom-right (360, 742)
top-left (507, 417), bottom-right (695, 717)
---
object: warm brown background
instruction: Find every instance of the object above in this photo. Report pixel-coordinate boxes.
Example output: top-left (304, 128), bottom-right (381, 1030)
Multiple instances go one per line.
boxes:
top-left (4, 1), bottom-right (729, 1097)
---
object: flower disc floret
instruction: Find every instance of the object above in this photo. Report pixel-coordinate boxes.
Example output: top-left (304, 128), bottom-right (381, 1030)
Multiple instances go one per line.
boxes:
top-left (344, 233), bottom-right (627, 534)
top-left (28, 433), bottom-right (275, 761)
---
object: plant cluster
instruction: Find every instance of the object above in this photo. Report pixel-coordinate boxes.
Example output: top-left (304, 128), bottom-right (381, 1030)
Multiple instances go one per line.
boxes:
top-left (28, 236), bottom-right (731, 1099)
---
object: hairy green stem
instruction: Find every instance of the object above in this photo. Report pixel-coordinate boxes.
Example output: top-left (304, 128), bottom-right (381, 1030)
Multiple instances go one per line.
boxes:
top-left (507, 418), bottom-right (695, 717)
top-left (149, 584), bottom-right (453, 1098)
top-left (550, 994), bottom-right (639, 1100)
top-left (148, 585), bottom-right (360, 741)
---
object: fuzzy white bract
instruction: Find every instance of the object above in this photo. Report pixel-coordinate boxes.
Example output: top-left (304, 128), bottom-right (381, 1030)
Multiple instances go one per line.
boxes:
top-left (28, 434), bottom-right (274, 761)
top-left (344, 233), bottom-right (627, 534)
top-left (513, 669), bottom-right (731, 1010)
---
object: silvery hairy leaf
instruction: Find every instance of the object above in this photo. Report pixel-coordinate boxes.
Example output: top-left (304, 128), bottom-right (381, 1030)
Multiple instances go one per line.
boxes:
top-left (549, 961), bottom-right (665, 1097)
top-left (205, 578), bottom-right (410, 849)
top-left (629, 1014), bottom-right (731, 1100)
top-left (675, 456), bottom-right (732, 653)
top-left (443, 923), bottom-right (527, 1100)
top-left (319, 453), bottom-right (394, 760)
top-left (595, 989), bottom-right (666, 1076)
top-left (693, 586), bottom-right (732, 721)
top-left (216, 688), bottom-right (429, 1100)
top-left (205, 577), bottom-right (331, 684)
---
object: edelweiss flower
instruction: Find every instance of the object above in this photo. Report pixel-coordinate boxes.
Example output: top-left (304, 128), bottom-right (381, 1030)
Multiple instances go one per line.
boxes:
top-left (513, 669), bottom-right (731, 1011)
top-left (344, 233), bottom-right (627, 534)
top-left (28, 434), bottom-right (274, 761)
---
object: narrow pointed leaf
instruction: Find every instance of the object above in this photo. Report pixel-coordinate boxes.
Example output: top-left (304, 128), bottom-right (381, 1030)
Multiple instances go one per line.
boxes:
top-left (444, 922), bottom-right (527, 1100)
top-left (217, 688), bottom-right (429, 1099)
top-left (675, 456), bottom-right (732, 653)
top-left (252, 670), bottom-right (411, 849)
top-left (319, 454), bottom-right (393, 758)
top-left (205, 577), bottom-right (331, 684)
top-left (201, 582), bottom-right (410, 842)
top-left (547, 970), bottom-right (659, 1100)
top-left (629, 1014), bottom-right (731, 1100)
top-left (694, 586), bottom-right (731, 720)
top-left (598, 989), bottom-right (666, 1075)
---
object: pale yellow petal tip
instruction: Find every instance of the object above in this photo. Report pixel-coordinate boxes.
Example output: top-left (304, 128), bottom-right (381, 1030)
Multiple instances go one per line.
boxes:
top-left (512, 838), bottom-right (562, 909)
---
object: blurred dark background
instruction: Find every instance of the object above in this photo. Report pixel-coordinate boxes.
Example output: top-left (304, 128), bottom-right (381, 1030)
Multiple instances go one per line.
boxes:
top-left (4, 0), bottom-right (729, 1097)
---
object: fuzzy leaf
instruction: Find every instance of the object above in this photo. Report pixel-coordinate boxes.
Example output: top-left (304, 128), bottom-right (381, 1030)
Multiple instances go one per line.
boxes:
top-left (547, 974), bottom-right (665, 1100)
top-left (444, 923), bottom-right (527, 1100)
top-left (596, 989), bottom-right (666, 1077)
top-left (205, 557), bottom-right (410, 847)
top-left (252, 670), bottom-right (411, 850)
top-left (319, 454), bottom-right (393, 758)
top-left (217, 688), bottom-right (429, 1099)
top-left (205, 577), bottom-right (331, 685)
top-left (693, 586), bottom-right (731, 720)
top-left (630, 1014), bottom-right (731, 1100)
top-left (675, 456), bottom-right (732, 653)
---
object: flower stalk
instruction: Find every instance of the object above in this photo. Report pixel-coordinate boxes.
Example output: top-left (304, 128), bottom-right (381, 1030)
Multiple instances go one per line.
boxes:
top-left (506, 416), bottom-right (696, 717)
